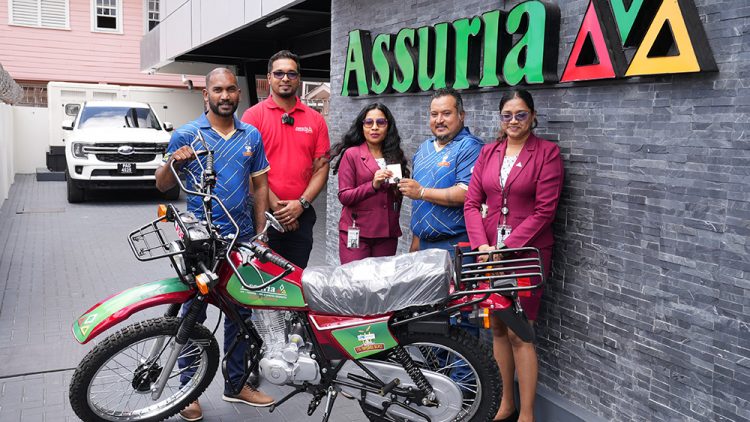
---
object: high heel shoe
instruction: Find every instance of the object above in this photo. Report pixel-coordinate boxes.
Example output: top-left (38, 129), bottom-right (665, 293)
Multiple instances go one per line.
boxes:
top-left (492, 409), bottom-right (519, 422)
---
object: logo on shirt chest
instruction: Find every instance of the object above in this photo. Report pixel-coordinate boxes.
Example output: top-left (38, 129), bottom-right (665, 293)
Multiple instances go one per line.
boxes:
top-left (295, 126), bottom-right (313, 134)
top-left (243, 145), bottom-right (254, 157)
top-left (437, 154), bottom-right (451, 167)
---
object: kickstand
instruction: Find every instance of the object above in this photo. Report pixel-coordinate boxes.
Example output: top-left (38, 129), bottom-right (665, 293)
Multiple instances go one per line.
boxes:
top-left (269, 384), bottom-right (306, 413)
top-left (321, 386), bottom-right (338, 422)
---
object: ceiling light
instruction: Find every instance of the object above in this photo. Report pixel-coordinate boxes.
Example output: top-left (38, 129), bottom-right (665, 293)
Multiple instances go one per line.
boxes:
top-left (266, 16), bottom-right (289, 28)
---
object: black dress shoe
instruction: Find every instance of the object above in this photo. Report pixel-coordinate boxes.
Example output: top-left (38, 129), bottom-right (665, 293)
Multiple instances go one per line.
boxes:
top-left (493, 409), bottom-right (519, 422)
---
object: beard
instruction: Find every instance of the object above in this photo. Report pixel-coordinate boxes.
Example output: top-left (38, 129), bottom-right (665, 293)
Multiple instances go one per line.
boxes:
top-left (275, 89), bottom-right (296, 99)
top-left (435, 134), bottom-right (453, 144)
top-left (209, 100), bottom-right (238, 117)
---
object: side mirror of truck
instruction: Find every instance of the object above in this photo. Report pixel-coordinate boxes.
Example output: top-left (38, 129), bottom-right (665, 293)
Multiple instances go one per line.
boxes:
top-left (62, 119), bottom-right (74, 130)
top-left (163, 122), bottom-right (174, 132)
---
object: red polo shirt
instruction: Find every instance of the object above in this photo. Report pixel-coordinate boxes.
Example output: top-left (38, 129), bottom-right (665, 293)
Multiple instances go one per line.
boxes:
top-left (241, 96), bottom-right (330, 200)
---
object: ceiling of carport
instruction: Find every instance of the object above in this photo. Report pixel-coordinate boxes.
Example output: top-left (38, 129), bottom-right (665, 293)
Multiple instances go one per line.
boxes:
top-left (175, 0), bottom-right (331, 79)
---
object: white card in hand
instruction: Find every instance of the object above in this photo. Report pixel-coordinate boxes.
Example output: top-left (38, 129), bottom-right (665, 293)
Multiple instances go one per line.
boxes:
top-left (386, 164), bottom-right (402, 183)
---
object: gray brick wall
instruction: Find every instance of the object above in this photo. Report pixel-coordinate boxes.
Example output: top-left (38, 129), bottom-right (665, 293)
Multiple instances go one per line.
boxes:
top-left (326, 1), bottom-right (748, 421)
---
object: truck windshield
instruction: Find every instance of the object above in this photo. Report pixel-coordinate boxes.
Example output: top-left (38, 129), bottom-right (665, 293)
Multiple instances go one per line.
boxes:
top-left (78, 106), bottom-right (162, 130)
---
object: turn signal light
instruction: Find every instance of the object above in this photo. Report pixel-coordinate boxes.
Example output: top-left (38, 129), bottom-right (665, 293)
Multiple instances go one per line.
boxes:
top-left (195, 273), bottom-right (210, 295)
top-left (157, 204), bottom-right (168, 221)
top-left (480, 308), bottom-right (490, 329)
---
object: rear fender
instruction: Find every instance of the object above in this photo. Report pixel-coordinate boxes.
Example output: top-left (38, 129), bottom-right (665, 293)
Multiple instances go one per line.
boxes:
top-left (72, 278), bottom-right (194, 344)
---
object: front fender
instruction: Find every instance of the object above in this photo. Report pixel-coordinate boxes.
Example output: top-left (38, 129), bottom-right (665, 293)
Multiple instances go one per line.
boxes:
top-left (72, 277), bottom-right (194, 344)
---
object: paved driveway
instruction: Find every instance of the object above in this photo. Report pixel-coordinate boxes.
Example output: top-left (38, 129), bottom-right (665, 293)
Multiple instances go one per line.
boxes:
top-left (0, 175), bottom-right (366, 421)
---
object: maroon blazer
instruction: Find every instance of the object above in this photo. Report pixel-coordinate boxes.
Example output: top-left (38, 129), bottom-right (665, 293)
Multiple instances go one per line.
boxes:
top-left (464, 133), bottom-right (563, 250)
top-left (338, 143), bottom-right (402, 238)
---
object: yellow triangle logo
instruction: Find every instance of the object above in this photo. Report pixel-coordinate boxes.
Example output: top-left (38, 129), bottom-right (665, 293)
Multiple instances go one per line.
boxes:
top-left (626, 0), bottom-right (700, 76)
top-left (80, 325), bottom-right (90, 336)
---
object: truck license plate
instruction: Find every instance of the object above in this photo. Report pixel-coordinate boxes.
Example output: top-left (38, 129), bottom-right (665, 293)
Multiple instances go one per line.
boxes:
top-left (118, 163), bottom-right (136, 175)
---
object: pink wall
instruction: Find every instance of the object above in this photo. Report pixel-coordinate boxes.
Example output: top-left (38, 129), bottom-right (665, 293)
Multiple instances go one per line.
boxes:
top-left (0, 0), bottom-right (204, 88)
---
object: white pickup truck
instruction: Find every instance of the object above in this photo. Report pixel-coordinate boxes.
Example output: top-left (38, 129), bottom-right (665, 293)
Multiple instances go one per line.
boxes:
top-left (63, 100), bottom-right (178, 203)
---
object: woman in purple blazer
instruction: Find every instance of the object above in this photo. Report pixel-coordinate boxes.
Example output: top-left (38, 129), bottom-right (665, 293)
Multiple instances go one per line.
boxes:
top-left (464, 90), bottom-right (564, 422)
top-left (330, 103), bottom-right (409, 264)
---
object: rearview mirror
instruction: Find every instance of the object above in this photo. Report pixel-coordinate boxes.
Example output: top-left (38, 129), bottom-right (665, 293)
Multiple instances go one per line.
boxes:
top-left (163, 122), bottom-right (174, 132)
top-left (264, 211), bottom-right (285, 233)
top-left (62, 119), bottom-right (74, 130)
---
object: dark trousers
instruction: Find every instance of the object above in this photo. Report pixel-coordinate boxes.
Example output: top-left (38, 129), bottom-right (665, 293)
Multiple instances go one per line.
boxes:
top-left (268, 207), bottom-right (316, 269)
top-left (338, 232), bottom-right (398, 264)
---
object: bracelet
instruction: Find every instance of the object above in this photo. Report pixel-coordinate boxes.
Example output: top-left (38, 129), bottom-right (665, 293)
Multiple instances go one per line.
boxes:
top-left (419, 187), bottom-right (425, 199)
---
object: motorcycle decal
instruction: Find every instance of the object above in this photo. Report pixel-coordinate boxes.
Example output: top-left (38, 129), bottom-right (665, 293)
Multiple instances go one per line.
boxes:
top-left (226, 265), bottom-right (305, 307)
top-left (331, 320), bottom-right (397, 359)
top-left (72, 278), bottom-right (191, 344)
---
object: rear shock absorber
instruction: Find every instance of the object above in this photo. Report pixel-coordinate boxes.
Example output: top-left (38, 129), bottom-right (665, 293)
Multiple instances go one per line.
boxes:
top-left (387, 346), bottom-right (437, 405)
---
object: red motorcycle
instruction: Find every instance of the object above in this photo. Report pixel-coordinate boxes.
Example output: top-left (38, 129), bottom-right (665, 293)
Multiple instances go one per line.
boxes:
top-left (67, 136), bottom-right (544, 421)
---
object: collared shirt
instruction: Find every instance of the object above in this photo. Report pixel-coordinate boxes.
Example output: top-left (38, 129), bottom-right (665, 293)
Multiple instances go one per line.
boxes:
top-left (410, 127), bottom-right (483, 240)
top-left (241, 96), bottom-right (330, 200)
top-left (165, 113), bottom-right (270, 238)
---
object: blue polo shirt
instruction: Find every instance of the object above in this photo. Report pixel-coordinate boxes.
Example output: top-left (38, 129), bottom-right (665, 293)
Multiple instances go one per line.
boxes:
top-left (410, 127), bottom-right (483, 240)
top-left (165, 114), bottom-right (270, 239)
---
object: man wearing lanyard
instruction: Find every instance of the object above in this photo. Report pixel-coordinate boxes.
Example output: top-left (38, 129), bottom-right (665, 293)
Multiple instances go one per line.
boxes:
top-left (398, 88), bottom-right (483, 259)
top-left (241, 50), bottom-right (330, 269)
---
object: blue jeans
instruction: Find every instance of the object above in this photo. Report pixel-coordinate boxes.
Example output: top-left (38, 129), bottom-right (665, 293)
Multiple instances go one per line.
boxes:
top-left (178, 301), bottom-right (253, 395)
top-left (419, 233), bottom-right (485, 387)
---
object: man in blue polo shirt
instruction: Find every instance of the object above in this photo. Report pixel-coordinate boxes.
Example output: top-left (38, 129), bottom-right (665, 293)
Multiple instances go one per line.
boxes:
top-left (156, 68), bottom-right (273, 421)
top-left (398, 88), bottom-right (483, 258)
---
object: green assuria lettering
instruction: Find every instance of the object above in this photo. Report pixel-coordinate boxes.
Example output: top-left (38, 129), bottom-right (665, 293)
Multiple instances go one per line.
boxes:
top-left (342, 30), bottom-right (372, 96)
top-left (452, 17), bottom-right (483, 90)
top-left (479, 10), bottom-right (506, 88)
top-left (417, 23), bottom-right (451, 91)
top-left (371, 33), bottom-right (393, 94)
top-left (392, 28), bottom-right (417, 93)
top-left (504, 1), bottom-right (549, 85)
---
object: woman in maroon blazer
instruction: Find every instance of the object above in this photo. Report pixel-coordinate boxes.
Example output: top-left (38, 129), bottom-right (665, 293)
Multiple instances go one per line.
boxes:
top-left (464, 90), bottom-right (564, 422)
top-left (330, 103), bottom-right (409, 264)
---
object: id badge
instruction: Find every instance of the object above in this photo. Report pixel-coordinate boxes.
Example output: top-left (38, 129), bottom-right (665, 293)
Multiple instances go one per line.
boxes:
top-left (497, 224), bottom-right (512, 248)
top-left (347, 227), bottom-right (360, 249)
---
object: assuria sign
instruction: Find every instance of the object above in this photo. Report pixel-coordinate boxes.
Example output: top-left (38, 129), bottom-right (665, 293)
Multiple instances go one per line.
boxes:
top-left (341, 0), bottom-right (717, 96)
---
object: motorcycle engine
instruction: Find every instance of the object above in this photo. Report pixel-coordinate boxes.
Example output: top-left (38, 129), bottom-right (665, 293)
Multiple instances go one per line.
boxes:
top-left (251, 310), bottom-right (320, 385)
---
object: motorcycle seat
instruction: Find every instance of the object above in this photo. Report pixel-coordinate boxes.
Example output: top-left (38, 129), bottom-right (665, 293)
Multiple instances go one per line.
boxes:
top-left (302, 249), bottom-right (453, 316)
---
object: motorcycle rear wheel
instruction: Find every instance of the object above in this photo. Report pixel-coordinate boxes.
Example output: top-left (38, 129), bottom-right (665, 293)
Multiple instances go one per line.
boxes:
top-left (69, 317), bottom-right (219, 422)
top-left (362, 327), bottom-right (501, 422)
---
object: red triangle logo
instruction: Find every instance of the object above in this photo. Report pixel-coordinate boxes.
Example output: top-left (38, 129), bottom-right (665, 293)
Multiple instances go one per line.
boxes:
top-left (561, 1), bottom-right (617, 82)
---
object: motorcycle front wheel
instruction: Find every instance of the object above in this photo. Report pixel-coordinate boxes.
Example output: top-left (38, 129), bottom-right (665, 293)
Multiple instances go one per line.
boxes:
top-left (69, 317), bottom-right (219, 422)
top-left (362, 327), bottom-right (501, 422)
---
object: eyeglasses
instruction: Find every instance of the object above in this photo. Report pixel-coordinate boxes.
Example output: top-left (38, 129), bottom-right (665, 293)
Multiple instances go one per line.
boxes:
top-left (363, 118), bottom-right (388, 128)
top-left (281, 113), bottom-right (294, 125)
top-left (500, 111), bottom-right (530, 123)
top-left (271, 71), bottom-right (299, 80)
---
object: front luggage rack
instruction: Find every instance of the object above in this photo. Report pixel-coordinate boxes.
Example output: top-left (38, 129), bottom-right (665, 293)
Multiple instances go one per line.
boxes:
top-left (128, 212), bottom-right (183, 262)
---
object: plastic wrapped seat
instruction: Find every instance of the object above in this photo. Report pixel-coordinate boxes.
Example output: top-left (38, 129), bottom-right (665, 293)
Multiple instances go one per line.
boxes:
top-left (302, 249), bottom-right (453, 316)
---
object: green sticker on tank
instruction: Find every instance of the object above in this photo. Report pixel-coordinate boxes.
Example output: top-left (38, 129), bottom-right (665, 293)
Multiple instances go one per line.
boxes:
top-left (226, 265), bottom-right (305, 308)
top-left (332, 321), bottom-right (398, 359)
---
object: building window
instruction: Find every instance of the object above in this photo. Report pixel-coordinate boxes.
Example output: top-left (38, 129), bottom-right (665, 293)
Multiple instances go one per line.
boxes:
top-left (92, 0), bottom-right (121, 33)
top-left (8, 0), bottom-right (70, 30)
top-left (147, 0), bottom-right (159, 30)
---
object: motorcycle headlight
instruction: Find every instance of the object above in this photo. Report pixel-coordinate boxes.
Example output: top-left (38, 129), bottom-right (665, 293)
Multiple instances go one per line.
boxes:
top-left (72, 142), bottom-right (88, 159)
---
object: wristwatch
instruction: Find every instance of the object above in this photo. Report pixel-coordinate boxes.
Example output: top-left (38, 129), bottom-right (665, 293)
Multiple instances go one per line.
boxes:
top-left (299, 196), bottom-right (311, 210)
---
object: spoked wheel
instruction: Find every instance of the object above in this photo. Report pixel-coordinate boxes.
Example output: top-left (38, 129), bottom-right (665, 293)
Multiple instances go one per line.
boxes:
top-left (361, 327), bottom-right (500, 422)
top-left (69, 317), bottom-right (219, 422)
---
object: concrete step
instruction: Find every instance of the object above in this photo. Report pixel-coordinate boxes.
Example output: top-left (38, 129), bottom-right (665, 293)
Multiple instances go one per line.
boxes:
top-left (35, 167), bottom-right (65, 182)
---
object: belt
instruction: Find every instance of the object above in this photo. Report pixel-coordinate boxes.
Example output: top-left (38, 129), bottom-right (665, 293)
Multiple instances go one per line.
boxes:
top-left (421, 232), bottom-right (466, 242)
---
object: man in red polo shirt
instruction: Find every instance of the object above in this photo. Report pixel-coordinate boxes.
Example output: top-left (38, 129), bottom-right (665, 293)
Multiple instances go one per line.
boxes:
top-left (241, 50), bottom-right (330, 268)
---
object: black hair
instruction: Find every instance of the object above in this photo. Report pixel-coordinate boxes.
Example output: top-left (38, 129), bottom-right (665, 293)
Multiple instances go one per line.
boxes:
top-left (330, 103), bottom-right (409, 178)
top-left (268, 50), bottom-right (300, 73)
top-left (431, 87), bottom-right (464, 114)
top-left (497, 89), bottom-right (538, 140)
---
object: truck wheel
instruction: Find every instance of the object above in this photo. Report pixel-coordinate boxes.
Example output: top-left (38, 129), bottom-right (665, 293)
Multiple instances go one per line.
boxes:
top-left (163, 185), bottom-right (180, 201)
top-left (66, 170), bottom-right (85, 203)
